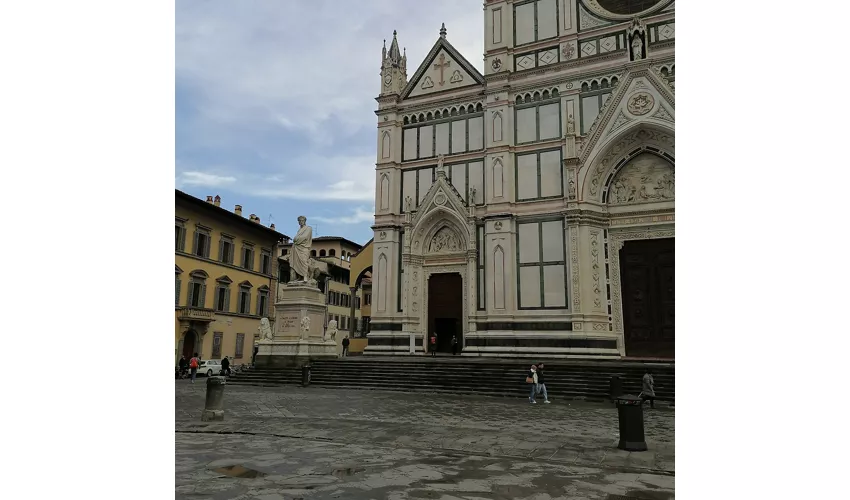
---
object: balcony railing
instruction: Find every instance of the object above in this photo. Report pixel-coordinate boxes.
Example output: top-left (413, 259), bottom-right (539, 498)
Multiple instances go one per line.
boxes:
top-left (176, 306), bottom-right (215, 322)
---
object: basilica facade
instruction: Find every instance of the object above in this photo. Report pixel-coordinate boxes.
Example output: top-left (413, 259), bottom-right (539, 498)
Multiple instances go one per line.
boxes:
top-left (367, 0), bottom-right (674, 359)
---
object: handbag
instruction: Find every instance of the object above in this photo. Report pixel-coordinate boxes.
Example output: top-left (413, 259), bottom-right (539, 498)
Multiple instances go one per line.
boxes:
top-left (525, 376), bottom-right (534, 384)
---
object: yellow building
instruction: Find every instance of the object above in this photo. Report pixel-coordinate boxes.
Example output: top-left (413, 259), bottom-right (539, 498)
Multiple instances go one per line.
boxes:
top-left (279, 236), bottom-right (364, 355)
top-left (347, 239), bottom-right (374, 354)
top-left (175, 190), bottom-right (286, 365)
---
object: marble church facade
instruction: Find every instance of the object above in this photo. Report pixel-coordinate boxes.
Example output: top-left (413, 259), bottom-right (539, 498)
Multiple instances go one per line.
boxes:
top-left (367, 0), bottom-right (675, 359)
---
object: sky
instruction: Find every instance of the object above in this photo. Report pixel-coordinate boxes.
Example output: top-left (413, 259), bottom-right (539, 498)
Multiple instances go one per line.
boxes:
top-left (175, 0), bottom-right (484, 244)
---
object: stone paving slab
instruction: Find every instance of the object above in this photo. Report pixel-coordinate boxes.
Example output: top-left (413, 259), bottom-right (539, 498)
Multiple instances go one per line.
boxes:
top-left (176, 381), bottom-right (675, 499)
top-left (176, 433), bottom-right (675, 500)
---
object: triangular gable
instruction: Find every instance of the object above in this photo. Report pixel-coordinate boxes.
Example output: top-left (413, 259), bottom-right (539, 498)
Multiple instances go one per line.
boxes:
top-left (411, 169), bottom-right (469, 230)
top-left (579, 65), bottom-right (675, 164)
top-left (402, 38), bottom-right (485, 99)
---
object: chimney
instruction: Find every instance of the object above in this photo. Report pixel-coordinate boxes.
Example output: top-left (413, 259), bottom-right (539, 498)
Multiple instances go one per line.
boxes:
top-left (249, 214), bottom-right (259, 223)
top-left (213, 195), bottom-right (221, 207)
top-left (235, 205), bottom-right (242, 216)
top-left (206, 195), bottom-right (214, 203)
top-left (270, 223), bottom-right (276, 230)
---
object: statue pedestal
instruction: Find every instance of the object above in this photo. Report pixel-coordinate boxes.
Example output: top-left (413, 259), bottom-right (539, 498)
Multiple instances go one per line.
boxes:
top-left (255, 282), bottom-right (336, 368)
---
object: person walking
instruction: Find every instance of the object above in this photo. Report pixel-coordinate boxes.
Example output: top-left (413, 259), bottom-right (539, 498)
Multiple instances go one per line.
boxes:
top-left (526, 364), bottom-right (539, 404)
top-left (451, 334), bottom-right (459, 355)
top-left (189, 353), bottom-right (200, 383)
top-left (221, 356), bottom-right (230, 376)
top-left (178, 355), bottom-right (188, 379)
top-left (641, 369), bottom-right (656, 408)
top-left (535, 362), bottom-right (551, 403)
top-left (342, 336), bottom-right (350, 357)
top-left (430, 332), bottom-right (437, 357)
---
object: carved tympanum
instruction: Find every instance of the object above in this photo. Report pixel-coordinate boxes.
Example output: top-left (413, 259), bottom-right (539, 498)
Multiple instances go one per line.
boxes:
top-left (428, 227), bottom-right (461, 254)
top-left (608, 153), bottom-right (674, 205)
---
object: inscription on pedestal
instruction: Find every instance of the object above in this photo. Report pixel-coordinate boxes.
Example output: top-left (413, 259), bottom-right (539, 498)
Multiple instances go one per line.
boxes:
top-left (278, 315), bottom-right (298, 332)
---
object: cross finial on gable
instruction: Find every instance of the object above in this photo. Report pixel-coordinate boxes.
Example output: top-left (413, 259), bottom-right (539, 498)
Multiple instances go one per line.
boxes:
top-left (439, 23), bottom-right (447, 39)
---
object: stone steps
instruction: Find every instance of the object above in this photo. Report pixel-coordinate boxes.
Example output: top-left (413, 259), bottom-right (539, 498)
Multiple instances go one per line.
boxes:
top-left (229, 358), bottom-right (675, 402)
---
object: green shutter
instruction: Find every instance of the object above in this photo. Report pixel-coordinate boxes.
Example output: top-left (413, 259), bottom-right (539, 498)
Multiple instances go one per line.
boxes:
top-left (224, 288), bottom-right (231, 312)
top-left (219, 239), bottom-right (224, 263)
top-left (187, 282), bottom-right (195, 307)
top-left (180, 228), bottom-right (186, 252)
top-left (175, 279), bottom-right (181, 306)
top-left (193, 232), bottom-right (200, 255)
top-left (200, 284), bottom-right (207, 308)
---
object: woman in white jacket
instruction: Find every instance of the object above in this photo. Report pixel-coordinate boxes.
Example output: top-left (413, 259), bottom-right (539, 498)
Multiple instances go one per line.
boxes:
top-left (527, 365), bottom-right (539, 404)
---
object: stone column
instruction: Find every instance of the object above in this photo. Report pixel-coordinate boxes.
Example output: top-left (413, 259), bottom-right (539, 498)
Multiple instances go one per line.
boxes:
top-left (348, 286), bottom-right (357, 337)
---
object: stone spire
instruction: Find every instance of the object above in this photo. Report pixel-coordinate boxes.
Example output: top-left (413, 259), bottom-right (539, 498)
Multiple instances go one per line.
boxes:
top-left (380, 30), bottom-right (407, 96)
top-left (439, 23), bottom-right (447, 39)
top-left (388, 30), bottom-right (401, 65)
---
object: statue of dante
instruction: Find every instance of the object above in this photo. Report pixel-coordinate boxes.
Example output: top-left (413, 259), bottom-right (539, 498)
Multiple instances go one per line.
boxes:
top-left (289, 216), bottom-right (313, 282)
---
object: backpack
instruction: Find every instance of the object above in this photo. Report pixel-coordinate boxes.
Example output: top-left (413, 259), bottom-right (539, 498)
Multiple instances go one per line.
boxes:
top-left (430, 336), bottom-right (436, 344)
top-left (190, 358), bottom-right (199, 369)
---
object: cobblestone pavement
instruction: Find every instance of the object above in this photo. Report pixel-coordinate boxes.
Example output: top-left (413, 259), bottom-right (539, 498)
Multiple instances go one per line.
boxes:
top-left (176, 381), bottom-right (675, 499)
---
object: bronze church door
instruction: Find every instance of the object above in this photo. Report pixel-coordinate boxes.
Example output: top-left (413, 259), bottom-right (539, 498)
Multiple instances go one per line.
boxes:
top-left (619, 238), bottom-right (674, 358)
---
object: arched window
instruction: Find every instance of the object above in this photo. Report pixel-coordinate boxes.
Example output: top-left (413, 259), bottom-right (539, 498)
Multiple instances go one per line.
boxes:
top-left (311, 250), bottom-right (317, 257)
top-left (329, 249), bottom-right (336, 257)
top-left (319, 249), bottom-right (327, 257)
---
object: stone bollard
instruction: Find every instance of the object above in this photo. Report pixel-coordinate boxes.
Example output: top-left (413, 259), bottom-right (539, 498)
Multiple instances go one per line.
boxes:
top-left (201, 376), bottom-right (226, 421)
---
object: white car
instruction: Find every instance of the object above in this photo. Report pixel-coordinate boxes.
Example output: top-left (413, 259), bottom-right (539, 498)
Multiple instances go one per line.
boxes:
top-left (197, 359), bottom-right (222, 377)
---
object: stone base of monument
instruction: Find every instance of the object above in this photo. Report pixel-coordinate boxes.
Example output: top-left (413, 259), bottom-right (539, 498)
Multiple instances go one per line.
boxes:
top-left (201, 409), bottom-right (224, 422)
top-left (255, 340), bottom-right (338, 368)
top-left (255, 282), bottom-right (337, 368)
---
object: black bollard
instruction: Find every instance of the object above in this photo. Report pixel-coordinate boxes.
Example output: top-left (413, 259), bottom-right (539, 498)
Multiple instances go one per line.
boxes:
top-left (301, 364), bottom-right (312, 387)
top-left (201, 376), bottom-right (226, 421)
top-left (615, 395), bottom-right (647, 451)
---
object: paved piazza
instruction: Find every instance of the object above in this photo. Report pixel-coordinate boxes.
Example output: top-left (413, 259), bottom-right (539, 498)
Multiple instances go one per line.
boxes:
top-left (176, 381), bottom-right (675, 499)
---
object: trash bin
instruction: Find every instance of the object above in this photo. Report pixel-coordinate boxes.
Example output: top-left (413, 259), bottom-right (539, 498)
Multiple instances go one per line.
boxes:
top-left (301, 364), bottom-right (312, 387)
top-left (615, 395), bottom-right (648, 451)
top-left (609, 375), bottom-right (623, 401)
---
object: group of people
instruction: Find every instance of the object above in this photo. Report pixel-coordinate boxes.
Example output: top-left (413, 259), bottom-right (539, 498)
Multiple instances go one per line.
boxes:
top-left (526, 363), bottom-right (551, 404)
top-left (428, 332), bottom-right (460, 356)
top-left (526, 364), bottom-right (658, 408)
top-left (177, 353), bottom-right (202, 383)
top-left (176, 354), bottom-right (232, 383)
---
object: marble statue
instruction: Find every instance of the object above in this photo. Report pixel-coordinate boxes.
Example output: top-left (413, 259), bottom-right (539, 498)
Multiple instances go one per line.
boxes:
top-left (287, 216), bottom-right (312, 283)
top-left (300, 316), bottom-right (311, 340)
top-left (632, 35), bottom-right (643, 60)
top-left (325, 319), bottom-right (338, 342)
top-left (258, 317), bottom-right (273, 341)
top-left (436, 154), bottom-right (446, 175)
top-left (566, 115), bottom-right (576, 135)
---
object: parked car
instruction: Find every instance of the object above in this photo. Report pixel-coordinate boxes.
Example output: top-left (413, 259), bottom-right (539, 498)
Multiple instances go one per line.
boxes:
top-left (198, 359), bottom-right (222, 377)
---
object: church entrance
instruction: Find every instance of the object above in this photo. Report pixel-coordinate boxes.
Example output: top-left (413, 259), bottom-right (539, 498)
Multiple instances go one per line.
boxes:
top-left (182, 330), bottom-right (198, 359)
top-left (619, 238), bottom-right (674, 358)
top-left (427, 273), bottom-right (463, 353)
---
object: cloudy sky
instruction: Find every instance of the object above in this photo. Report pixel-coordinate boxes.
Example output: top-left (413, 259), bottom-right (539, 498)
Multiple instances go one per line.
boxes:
top-left (176, 0), bottom-right (484, 244)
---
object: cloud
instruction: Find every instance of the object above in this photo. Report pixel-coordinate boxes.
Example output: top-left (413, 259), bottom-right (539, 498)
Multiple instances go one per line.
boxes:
top-left (177, 171), bottom-right (237, 187)
top-left (176, 0), bottom-right (483, 142)
top-left (175, 1), bottom-right (483, 240)
top-left (311, 207), bottom-right (375, 226)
